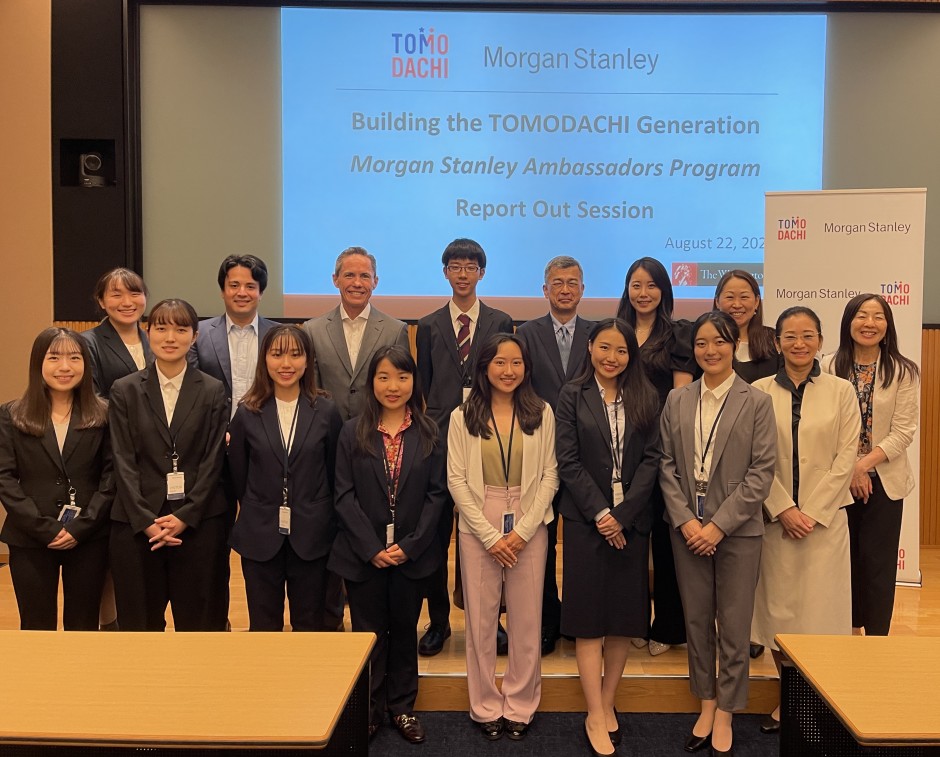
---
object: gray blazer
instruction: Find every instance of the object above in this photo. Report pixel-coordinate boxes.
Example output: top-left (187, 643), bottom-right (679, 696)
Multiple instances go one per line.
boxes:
top-left (302, 305), bottom-right (409, 420)
top-left (659, 375), bottom-right (776, 538)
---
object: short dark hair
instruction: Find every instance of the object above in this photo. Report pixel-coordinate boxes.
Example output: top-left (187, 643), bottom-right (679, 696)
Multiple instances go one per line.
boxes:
top-left (240, 325), bottom-right (326, 412)
top-left (148, 299), bottom-right (200, 332)
top-left (442, 238), bottom-right (487, 269)
top-left (692, 310), bottom-right (740, 351)
top-left (92, 268), bottom-right (148, 312)
top-left (217, 255), bottom-right (268, 293)
top-left (774, 306), bottom-right (822, 337)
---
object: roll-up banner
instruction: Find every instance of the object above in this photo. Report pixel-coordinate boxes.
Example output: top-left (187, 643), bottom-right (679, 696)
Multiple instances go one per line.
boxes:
top-left (763, 188), bottom-right (925, 584)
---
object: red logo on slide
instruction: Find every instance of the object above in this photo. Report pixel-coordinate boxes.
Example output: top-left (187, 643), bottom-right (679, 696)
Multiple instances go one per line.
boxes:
top-left (391, 27), bottom-right (450, 79)
top-left (672, 263), bottom-right (697, 286)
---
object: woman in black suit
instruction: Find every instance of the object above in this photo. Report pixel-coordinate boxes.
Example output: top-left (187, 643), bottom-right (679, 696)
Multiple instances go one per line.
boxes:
top-left (108, 299), bottom-right (229, 632)
top-left (82, 268), bottom-right (152, 398)
top-left (0, 328), bottom-right (112, 630)
top-left (556, 318), bottom-right (661, 756)
top-left (712, 269), bottom-right (778, 385)
top-left (227, 325), bottom-right (343, 632)
top-left (330, 346), bottom-right (446, 744)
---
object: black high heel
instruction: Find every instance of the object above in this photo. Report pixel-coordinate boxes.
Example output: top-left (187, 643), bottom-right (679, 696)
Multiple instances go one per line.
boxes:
top-left (608, 708), bottom-right (621, 746)
top-left (583, 720), bottom-right (615, 757)
top-left (684, 731), bottom-right (711, 752)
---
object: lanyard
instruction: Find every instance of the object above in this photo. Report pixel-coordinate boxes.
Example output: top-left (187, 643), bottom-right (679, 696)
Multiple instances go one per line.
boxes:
top-left (278, 401), bottom-right (300, 508)
top-left (53, 430), bottom-right (78, 509)
top-left (381, 432), bottom-right (405, 520)
top-left (606, 398), bottom-right (623, 482)
top-left (492, 406), bottom-right (516, 489)
top-left (697, 392), bottom-right (731, 480)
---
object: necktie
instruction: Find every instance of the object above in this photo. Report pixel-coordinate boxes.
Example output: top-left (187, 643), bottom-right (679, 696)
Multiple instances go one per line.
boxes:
top-left (457, 313), bottom-right (471, 363)
top-left (558, 326), bottom-right (571, 374)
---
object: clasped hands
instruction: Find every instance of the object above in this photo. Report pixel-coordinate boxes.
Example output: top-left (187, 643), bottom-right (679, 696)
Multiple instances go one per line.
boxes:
top-left (488, 531), bottom-right (527, 568)
top-left (778, 506), bottom-right (816, 539)
top-left (370, 544), bottom-right (410, 569)
top-left (680, 519), bottom-right (725, 556)
top-left (47, 529), bottom-right (77, 550)
top-left (597, 513), bottom-right (626, 550)
top-left (146, 514), bottom-right (188, 551)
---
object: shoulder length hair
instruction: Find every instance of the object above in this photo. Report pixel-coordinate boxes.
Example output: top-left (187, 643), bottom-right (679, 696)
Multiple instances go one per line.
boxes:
top-left (832, 293), bottom-right (919, 388)
top-left (462, 333), bottom-right (545, 438)
top-left (9, 328), bottom-right (108, 437)
top-left (355, 346), bottom-right (438, 457)
top-left (712, 269), bottom-right (776, 362)
top-left (615, 256), bottom-right (675, 374)
top-left (239, 325), bottom-right (327, 413)
top-left (573, 318), bottom-right (659, 435)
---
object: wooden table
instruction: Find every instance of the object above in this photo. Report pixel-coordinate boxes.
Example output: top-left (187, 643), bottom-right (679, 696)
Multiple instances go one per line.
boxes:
top-left (0, 630), bottom-right (374, 754)
top-left (776, 634), bottom-right (940, 755)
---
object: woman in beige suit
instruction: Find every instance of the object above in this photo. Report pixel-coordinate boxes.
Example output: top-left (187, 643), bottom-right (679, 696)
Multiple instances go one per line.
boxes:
top-left (822, 294), bottom-right (919, 636)
top-left (660, 311), bottom-right (776, 756)
top-left (752, 306), bottom-right (860, 734)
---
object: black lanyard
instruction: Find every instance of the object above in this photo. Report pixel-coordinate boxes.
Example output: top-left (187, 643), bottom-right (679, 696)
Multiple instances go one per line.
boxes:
top-left (278, 401), bottom-right (300, 508)
top-left (52, 423), bottom-right (78, 508)
top-left (381, 432), bottom-right (405, 520)
top-left (697, 392), bottom-right (731, 480)
top-left (605, 398), bottom-right (623, 482)
top-left (492, 406), bottom-right (516, 489)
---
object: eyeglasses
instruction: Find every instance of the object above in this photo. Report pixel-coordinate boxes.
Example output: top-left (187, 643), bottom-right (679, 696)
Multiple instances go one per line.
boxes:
top-left (778, 333), bottom-right (820, 346)
top-left (446, 264), bottom-right (480, 274)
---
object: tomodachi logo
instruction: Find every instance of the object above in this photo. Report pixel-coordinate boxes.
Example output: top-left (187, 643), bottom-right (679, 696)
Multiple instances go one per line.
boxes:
top-left (672, 263), bottom-right (697, 287)
top-left (777, 216), bottom-right (807, 241)
top-left (391, 27), bottom-right (450, 79)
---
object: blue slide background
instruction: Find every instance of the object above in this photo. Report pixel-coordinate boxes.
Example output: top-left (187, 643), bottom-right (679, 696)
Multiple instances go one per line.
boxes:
top-left (282, 9), bottom-right (826, 298)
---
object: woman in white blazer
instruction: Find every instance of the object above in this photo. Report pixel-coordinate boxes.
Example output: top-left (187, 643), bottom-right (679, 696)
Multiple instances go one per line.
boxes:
top-left (448, 333), bottom-right (559, 742)
top-left (822, 294), bottom-right (919, 636)
top-left (751, 306), bottom-right (860, 734)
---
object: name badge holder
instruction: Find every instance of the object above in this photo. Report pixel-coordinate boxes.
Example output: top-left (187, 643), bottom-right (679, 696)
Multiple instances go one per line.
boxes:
top-left (278, 402), bottom-right (300, 535)
top-left (166, 449), bottom-right (185, 501)
top-left (492, 407), bottom-right (516, 536)
top-left (58, 486), bottom-right (81, 524)
top-left (607, 398), bottom-right (624, 507)
top-left (696, 393), bottom-right (731, 522)
top-left (382, 433), bottom-right (405, 549)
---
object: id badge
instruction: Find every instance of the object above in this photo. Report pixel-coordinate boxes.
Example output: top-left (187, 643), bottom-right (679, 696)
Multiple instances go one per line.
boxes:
top-left (279, 506), bottom-right (291, 535)
top-left (694, 479), bottom-right (708, 520)
top-left (385, 522), bottom-right (395, 548)
top-left (502, 511), bottom-right (515, 535)
top-left (166, 471), bottom-right (185, 501)
top-left (58, 503), bottom-right (81, 524)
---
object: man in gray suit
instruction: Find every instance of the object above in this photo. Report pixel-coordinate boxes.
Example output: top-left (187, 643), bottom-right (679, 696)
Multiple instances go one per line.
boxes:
top-left (302, 247), bottom-right (409, 420)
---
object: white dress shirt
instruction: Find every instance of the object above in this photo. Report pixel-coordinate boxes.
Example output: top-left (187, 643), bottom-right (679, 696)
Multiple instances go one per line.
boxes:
top-left (449, 298), bottom-right (481, 342)
top-left (694, 372), bottom-right (736, 484)
top-left (275, 397), bottom-right (299, 454)
top-left (226, 314), bottom-right (259, 416)
top-left (341, 303), bottom-right (371, 371)
top-left (155, 363), bottom-right (186, 426)
top-left (594, 377), bottom-right (625, 520)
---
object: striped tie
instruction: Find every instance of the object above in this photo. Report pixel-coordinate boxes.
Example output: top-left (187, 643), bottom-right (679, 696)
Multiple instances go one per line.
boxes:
top-left (457, 313), bottom-right (471, 363)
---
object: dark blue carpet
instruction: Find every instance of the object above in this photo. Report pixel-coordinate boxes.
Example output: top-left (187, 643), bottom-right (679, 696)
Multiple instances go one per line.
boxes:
top-left (370, 712), bottom-right (779, 756)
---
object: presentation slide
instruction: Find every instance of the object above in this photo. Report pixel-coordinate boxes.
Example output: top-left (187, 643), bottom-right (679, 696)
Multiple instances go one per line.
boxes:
top-left (281, 9), bottom-right (826, 301)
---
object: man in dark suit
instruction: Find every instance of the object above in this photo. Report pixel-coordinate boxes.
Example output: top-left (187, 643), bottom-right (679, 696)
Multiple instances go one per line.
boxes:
top-left (516, 255), bottom-right (594, 655)
top-left (415, 238), bottom-right (513, 656)
top-left (188, 254), bottom-right (277, 630)
top-left (302, 248), bottom-right (410, 421)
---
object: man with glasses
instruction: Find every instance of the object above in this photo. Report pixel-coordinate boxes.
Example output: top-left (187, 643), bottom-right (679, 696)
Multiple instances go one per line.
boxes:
top-left (516, 256), bottom-right (594, 655)
top-left (415, 238), bottom-right (513, 656)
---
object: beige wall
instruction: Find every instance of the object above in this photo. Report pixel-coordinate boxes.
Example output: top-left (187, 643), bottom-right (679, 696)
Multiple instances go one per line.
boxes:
top-left (0, 1), bottom-right (52, 554)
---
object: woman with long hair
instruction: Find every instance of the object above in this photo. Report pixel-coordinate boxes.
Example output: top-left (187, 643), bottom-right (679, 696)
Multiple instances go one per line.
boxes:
top-left (555, 318), bottom-right (661, 756)
top-left (752, 306), bottom-right (859, 734)
top-left (615, 256), bottom-right (695, 656)
top-left (330, 346), bottom-right (446, 743)
top-left (712, 269), bottom-right (778, 384)
top-left (0, 328), bottom-right (112, 629)
top-left (108, 299), bottom-right (229, 631)
top-left (228, 325), bottom-right (342, 632)
top-left (660, 311), bottom-right (776, 755)
top-left (448, 333), bottom-right (559, 742)
top-left (822, 294), bottom-right (919, 636)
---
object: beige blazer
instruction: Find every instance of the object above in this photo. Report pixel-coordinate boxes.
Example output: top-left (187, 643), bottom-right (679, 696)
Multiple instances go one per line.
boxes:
top-left (820, 353), bottom-right (918, 500)
top-left (447, 404), bottom-right (559, 550)
top-left (753, 371), bottom-right (860, 527)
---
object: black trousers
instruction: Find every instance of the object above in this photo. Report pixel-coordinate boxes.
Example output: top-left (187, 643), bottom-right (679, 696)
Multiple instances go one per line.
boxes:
top-left (649, 487), bottom-right (686, 645)
top-left (241, 542), bottom-right (329, 632)
top-left (347, 567), bottom-right (424, 726)
top-left (110, 514), bottom-right (228, 632)
top-left (424, 498), bottom-right (454, 627)
top-left (8, 538), bottom-right (109, 631)
top-left (541, 500), bottom-right (562, 633)
top-left (848, 475), bottom-right (904, 635)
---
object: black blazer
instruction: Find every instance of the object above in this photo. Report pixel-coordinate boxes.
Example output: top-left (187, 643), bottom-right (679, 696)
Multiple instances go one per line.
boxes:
top-left (555, 381), bottom-right (661, 535)
top-left (0, 405), bottom-right (113, 547)
top-left (108, 366), bottom-right (228, 533)
top-left (82, 319), bottom-right (153, 399)
top-left (227, 395), bottom-right (343, 562)
top-left (416, 302), bottom-right (513, 430)
top-left (328, 421), bottom-right (447, 582)
top-left (516, 314), bottom-right (595, 410)
top-left (733, 326), bottom-right (781, 385)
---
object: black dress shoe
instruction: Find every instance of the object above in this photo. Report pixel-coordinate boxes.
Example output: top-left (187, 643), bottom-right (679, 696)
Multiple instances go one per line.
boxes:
top-left (497, 621), bottom-right (509, 656)
top-left (759, 714), bottom-right (780, 734)
top-left (505, 719), bottom-right (530, 740)
top-left (684, 731), bottom-right (711, 752)
top-left (393, 713), bottom-right (426, 744)
top-left (368, 722), bottom-right (381, 740)
top-left (418, 623), bottom-right (451, 656)
top-left (609, 708), bottom-right (621, 746)
top-left (479, 718), bottom-right (504, 740)
top-left (710, 745), bottom-right (733, 756)
top-left (749, 643), bottom-right (765, 659)
top-left (582, 721), bottom-right (615, 757)
top-left (541, 627), bottom-right (559, 656)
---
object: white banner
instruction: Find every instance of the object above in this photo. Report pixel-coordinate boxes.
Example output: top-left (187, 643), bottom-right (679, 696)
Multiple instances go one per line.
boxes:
top-left (764, 188), bottom-right (925, 584)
